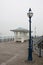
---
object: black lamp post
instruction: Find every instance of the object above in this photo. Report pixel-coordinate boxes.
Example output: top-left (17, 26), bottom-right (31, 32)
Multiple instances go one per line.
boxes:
top-left (39, 42), bottom-right (41, 57)
top-left (27, 8), bottom-right (33, 61)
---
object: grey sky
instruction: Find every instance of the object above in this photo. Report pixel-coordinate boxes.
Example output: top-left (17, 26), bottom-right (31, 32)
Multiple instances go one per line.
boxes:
top-left (0, 0), bottom-right (43, 36)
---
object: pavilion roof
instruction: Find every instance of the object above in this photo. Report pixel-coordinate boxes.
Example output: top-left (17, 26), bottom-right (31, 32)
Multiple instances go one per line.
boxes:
top-left (10, 27), bottom-right (29, 33)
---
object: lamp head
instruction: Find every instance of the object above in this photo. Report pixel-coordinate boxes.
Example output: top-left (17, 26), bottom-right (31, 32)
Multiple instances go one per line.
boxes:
top-left (29, 8), bottom-right (31, 11)
top-left (27, 8), bottom-right (33, 18)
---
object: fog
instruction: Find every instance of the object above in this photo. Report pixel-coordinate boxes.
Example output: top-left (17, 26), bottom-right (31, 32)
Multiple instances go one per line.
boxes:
top-left (0, 0), bottom-right (43, 36)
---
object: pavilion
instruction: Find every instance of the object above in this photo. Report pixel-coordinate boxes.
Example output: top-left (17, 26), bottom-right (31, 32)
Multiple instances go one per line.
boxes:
top-left (10, 27), bottom-right (29, 42)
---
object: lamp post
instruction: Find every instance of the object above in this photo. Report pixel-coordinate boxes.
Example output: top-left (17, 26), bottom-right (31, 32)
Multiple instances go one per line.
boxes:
top-left (39, 43), bottom-right (41, 57)
top-left (27, 8), bottom-right (33, 61)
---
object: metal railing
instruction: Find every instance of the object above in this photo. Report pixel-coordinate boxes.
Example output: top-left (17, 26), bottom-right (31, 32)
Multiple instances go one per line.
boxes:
top-left (0, 37), bottom-right (14, 43)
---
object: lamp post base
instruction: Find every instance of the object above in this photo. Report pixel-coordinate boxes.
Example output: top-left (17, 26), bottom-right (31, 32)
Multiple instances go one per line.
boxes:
top-left (28, 48), bottom-right (32, 61)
